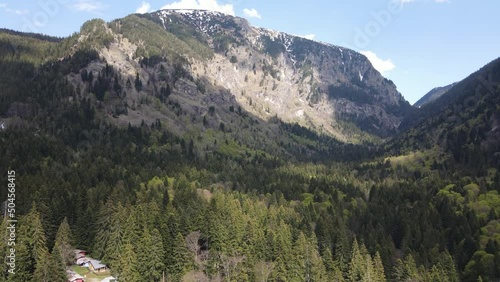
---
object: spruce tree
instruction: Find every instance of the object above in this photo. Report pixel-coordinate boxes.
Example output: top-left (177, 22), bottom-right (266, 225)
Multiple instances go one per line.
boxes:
top-left (348, 239), bottom-right (364, 281)
top-left (15, 204), bottom-right (49, 280)
top-left (29, 206), bottom-right (48, 266)
top-left (12, 242), bottom-right (33, 282)
top-left (93, 199), bottom-right (116, 259)
top-left (291, 231), bottom-right (307, 281)
top-left (51, 249), bottom-right (68, 282)
top-left (138, 227), bottom-right (165, 281)
top-left (373, 251), bottom-right (387, 282)
top-left (308, 234), bottom-right (327, 282)
top-left (151, 229), bottom-right (166, 280)
top-left (33, 250), bottom-right (66, 282)
top-left (160, 203), bottom-right (180, 276)
top-left (170, 232), bottom-right (191, 281)
top-left (118, 242), bottom-right (141, 282)
top-left (104, 203), bottom-right (127, 270)
top-left (53, 217), bottom-right (74, 266)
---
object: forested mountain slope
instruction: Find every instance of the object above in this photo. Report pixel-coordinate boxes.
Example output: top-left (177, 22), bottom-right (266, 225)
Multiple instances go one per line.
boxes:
top-left (392, 57), bottom-right (500, 170)
top-left (413, 82), bottom-right (458, 108)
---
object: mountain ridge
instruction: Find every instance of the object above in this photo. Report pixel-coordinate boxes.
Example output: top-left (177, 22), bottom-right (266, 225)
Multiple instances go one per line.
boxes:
top-left (413, 82), bottom-right (458, 108)
top-left (101, 9), bottom-right (412, 142)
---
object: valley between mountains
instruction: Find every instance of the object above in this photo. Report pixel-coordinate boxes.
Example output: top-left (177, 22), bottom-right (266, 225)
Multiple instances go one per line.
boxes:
top-left (0, 9), bottom-right (499, 282)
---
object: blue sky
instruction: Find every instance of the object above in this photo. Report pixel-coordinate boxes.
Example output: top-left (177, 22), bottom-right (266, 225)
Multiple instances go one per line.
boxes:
top-left (0, 0), bottom-right (499, 104)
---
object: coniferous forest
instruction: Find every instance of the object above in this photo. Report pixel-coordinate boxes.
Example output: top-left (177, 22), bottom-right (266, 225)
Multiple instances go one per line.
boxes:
top-left (0, 12), bottom-right (500, 282)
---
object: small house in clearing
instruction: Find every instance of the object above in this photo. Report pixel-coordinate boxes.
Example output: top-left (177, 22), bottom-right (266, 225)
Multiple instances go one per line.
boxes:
top-left (66, 270), bottom-right (85, 282)
top-left (76, 257), bottom-right (90, 266)
top-left (88, 259), bottom-right (108, 273)
top-left (68, 275), bottom-right (85, 282)
top-left (74, 250), bottom-right (86, 262)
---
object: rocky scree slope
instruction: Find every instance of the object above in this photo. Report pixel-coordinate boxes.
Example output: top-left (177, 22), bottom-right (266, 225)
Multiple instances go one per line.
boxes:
top-left (91, 9), bottom-right (411, 142)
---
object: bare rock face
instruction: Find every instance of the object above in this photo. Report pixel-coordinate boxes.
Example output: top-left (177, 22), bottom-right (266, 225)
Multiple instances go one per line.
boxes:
top-left (89, 9), bottom-right (411, 142)
top-left (149, 10), bottom-right (410, 140)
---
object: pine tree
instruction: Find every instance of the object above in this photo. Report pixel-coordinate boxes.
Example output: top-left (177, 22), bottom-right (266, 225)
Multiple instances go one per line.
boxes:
top-left (93, 199), bottom-right (116, 259)
top-left (335, 228), bottom-right (350, 275)
top-left (373, 251), bottom-right (387, 282)
top-left (118, 242), bottom-right (140, 282)
top-left (364, 254), bottom-right (376, 282)
top-left (12, 242), bottom-right (33, 281)
top-left (33, 250), bottom-right (52, 282)
top-left (170, 232), bottom-right (191, 281)
top-left (441, 251), bottom-right (459, 282)
top-left (290, 231), bottom-right (307, 281)
top-left (53, 217), bottom-right (74, 266)
top-left (123, 212), bottom-right (141, 251)
top-left (348, 239), bottom-right (364, 281)
top-left (29, 206), bottom-right (48, 266)
top-left (243, 218), bottom-right (266, 262)
top-left (51, 249), bottom-right (68, 282)
top-left (393, 258), bottom-right (406, 281)
top-left (138, 227), bottom-right (165, 281)
top-left (308, 234), bottom-right (327, 282)
top-left (134, 72), bottom-right (143, 92)
top-left (269, 221), bottom-right (292, 281)
top-left (393, 254), bottom-right (420, 281)
top-left (16, 204), bottom-right (49, 280)
top-left (103, 203), bottom-right (127, 271)
top-left (322, 247), bottom-right (337, 281)
top-left (151, 229), bottom-right (166, 280)
top-left (403, 254), bottom-right (420, 280)
top-left (160, 203), bottom-right (180, 278)
top-left (33, 249), bottom-right (66, 282)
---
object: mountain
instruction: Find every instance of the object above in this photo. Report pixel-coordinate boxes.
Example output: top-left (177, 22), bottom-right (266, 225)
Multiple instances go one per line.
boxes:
top-left (1, 9), bottom-right (500, 282)
top-left (413, 82), bottom-right (457, 108)
top-left (390, 57), bottom-right (500, 169)
top-left (61, 9), bottom-right (410, 143)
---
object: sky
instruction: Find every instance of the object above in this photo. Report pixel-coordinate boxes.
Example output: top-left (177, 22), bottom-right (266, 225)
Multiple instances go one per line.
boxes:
top-left (0, 0), bottom-right (499, 104)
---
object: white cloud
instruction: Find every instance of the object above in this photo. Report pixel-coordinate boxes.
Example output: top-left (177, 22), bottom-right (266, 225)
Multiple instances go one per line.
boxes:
top-left (0, 3), bottom-right (30, 15)
top-left (161, 0), bottom-right (235, 16)
top-left (360, 51), bottom-right (395, 75)
top-left (243, 8), bottom-right (261, 19)
top-left (72, 0), bottom-right (105, 12)
top-left (293, 34), bottom-right (316, 40)
top-left (301, 34), bottom-right (316, 40)
top-left (136, 1), bottom-right (151, 14)
top-left (6, 8), bottom-right (29, 15)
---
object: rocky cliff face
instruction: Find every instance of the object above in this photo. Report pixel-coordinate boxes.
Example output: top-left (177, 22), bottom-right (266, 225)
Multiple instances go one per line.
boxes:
top-left (75, 9), bottom-right (410, 142)
top-left (149, 10), bottom-right (410, 140)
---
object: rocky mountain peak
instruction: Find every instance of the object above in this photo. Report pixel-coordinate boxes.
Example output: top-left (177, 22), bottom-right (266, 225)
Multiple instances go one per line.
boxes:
top-left (145, 9), bottom-right (410, 140)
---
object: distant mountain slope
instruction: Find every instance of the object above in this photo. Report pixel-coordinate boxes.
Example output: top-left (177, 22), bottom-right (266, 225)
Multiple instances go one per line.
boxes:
top-left (413, 82), bottom-right (457, 108)
top-left (0, 25), bottom-right (371, 164)
top-left (0, 10), bottom-right (412, 144)
top-left (390, 57), bottom-right (500, 169)
top-left (97, 9), bottom-right (411, 142)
